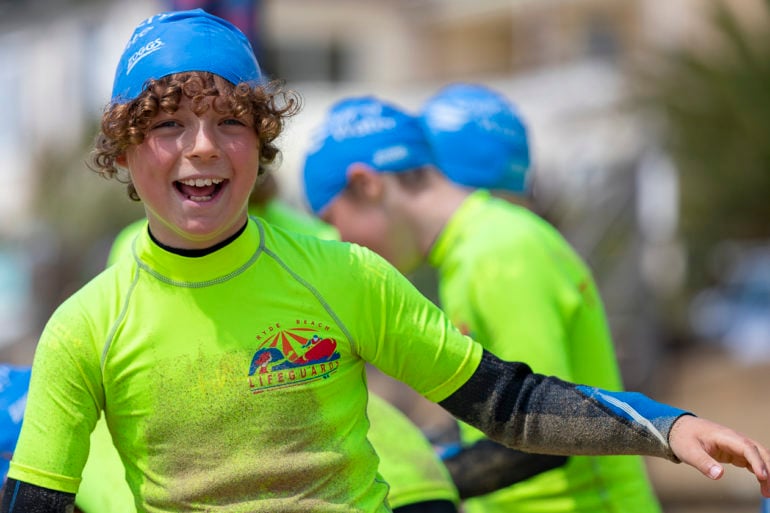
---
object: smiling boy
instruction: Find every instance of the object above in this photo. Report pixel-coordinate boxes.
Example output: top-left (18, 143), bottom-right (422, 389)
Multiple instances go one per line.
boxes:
top-left (2, 9), bottom-right (769, 513)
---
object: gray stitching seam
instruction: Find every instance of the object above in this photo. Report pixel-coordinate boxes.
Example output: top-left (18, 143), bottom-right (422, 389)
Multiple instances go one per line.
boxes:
top-left (101, 219), bottom-right (266, 364)
top-left (261, 247), bottom-right (355, 351)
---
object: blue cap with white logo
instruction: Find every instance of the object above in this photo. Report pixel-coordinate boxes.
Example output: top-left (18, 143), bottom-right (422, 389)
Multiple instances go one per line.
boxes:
top-left (302, 96), bottom-right (436, 215)
top-left (111, 9), bottom-right (263, 104)
top-left (420, 83), bottom-right (531, 193)
top-left (0, 365), bottom-right (31, 483)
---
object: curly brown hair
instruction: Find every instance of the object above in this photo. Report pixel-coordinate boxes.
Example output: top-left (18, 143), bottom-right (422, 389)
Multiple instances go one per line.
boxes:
top-left (90, 72), bottom-right (301, 201)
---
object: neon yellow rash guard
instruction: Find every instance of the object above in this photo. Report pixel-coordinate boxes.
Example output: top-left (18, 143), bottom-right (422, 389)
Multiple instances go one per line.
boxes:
top-left (100, 205), bottom-right (458, 512)
top-left (73, 392), bottom-right (460, 513)
top-left (428, 190), bottom-right (661, 513)
top-left (70, 392), bottom-right (460, 513)
top-left (10, 218), bottom-right (481, 513)
top-left (365, 394), bottom-right (459, 510)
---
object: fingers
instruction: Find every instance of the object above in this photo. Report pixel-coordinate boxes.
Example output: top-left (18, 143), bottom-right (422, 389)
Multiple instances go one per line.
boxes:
top-left (669, 416), bottom-right (770, 497)
top-left (744, 440), bottom-right (770, 480)
top-left (749, 443), bottom-right (770, 498)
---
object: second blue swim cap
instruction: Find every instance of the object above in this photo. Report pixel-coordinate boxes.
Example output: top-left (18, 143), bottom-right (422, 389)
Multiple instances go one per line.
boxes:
top-left (420, 83), bottom-right (531, 193)
top-left (302, 96), bottom-right (435, 215)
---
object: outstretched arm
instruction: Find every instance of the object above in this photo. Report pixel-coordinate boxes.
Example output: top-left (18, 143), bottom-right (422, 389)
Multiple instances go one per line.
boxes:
top-left (439, 350), bottom-right (770, 496)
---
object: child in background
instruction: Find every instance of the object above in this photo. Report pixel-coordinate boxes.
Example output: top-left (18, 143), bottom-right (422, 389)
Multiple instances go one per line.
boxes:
top-left (414, 83), bottom-right (662, 512)
top-left (301, 93), bottom-right (770, 510)
top-left (3, 9), bottom-right (769, 513)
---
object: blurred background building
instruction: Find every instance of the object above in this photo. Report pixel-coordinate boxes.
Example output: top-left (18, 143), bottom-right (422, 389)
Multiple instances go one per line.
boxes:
top-left (0, 0), bottom-right (768, 510)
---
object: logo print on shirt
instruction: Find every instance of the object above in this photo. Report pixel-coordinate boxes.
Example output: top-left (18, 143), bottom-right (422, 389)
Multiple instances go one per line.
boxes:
top-left (248, 324), bottom-right (341, 393)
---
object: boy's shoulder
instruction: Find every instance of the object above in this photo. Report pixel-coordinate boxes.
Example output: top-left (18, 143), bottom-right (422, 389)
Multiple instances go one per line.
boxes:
top-left (258, 218), bottom-right (395, 277)
top-left (41, 260), bottom-right (136, 355)
top-left (480, 199), bottom-right (576, 250)
top-left (64, 259), bottom-right (136, 309)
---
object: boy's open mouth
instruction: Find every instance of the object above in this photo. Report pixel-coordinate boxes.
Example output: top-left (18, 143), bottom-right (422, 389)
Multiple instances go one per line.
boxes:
top-left (175, 177), bottom-right (225, 202)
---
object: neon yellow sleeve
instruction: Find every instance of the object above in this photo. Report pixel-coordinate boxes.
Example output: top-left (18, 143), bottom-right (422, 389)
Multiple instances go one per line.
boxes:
top-left (341, 243), bottom-right (483, 402)
top-left (8, 303), bottom-right (106, 493)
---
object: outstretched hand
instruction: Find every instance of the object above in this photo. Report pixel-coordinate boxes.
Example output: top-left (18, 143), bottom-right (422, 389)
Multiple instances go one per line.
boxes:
top-left (669, 415), bottom-right (770, 497)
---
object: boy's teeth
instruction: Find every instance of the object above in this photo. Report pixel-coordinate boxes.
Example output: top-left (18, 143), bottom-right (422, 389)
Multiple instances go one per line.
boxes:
top-left (180, 178), bottom-right (223, 187)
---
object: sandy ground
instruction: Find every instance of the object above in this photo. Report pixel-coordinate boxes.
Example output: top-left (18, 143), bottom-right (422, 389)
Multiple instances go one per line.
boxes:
top-left (367, 345), bottom-right (770, 513)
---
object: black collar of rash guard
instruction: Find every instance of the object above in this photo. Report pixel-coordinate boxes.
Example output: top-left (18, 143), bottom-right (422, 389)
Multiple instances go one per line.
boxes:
top-left (149, 220), bottom-right (249, 258)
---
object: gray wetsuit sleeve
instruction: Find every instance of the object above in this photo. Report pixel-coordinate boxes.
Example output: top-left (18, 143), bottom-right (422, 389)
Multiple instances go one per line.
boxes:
top-left (438, 350), bottom-right (691, 461)
top-left (443, 439), bottom-right (568, 498)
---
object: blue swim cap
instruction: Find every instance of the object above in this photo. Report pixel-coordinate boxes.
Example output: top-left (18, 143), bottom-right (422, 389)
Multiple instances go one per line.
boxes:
top-left (111, 9), bottom-right (263, 104)
top-left (302, 96), bottom-right (435, 215)
top-left (420, 83), bottom-right (531, 193)
top-left (0, 365), bottom-right (31, 483)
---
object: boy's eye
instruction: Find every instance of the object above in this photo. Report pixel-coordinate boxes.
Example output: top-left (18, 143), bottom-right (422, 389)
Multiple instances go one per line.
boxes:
top-left (152, 120), bottom-right (179, 129)
top-left (223, 118), bottom-right (247, 127)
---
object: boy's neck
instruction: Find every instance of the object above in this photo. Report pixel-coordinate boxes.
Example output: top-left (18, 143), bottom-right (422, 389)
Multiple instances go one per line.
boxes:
top-left (404, 178), bottom-right (471, 258)
top-left (148, 220), bottom-right (249, 257)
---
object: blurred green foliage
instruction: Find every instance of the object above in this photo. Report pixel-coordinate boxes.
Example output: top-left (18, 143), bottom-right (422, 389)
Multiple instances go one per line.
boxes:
top-left (632, 0), bottom-right (770, 294)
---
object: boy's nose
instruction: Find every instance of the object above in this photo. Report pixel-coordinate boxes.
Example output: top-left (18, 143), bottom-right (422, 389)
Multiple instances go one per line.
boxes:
top-left (187, 123), bottom-right (220, 160)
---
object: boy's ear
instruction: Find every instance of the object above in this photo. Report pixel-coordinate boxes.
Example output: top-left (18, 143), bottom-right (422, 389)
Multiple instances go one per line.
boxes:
top-left (346, 163), bottom-right (384, 201)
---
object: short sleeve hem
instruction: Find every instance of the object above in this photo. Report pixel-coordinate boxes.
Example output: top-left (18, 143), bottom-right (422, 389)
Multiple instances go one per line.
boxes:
top-left (422, 341), bottom-right (483, 402)
top-left (8, 462), bottom-right (81, 494)
top-left (387, 484), bottom-right (459, 509)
